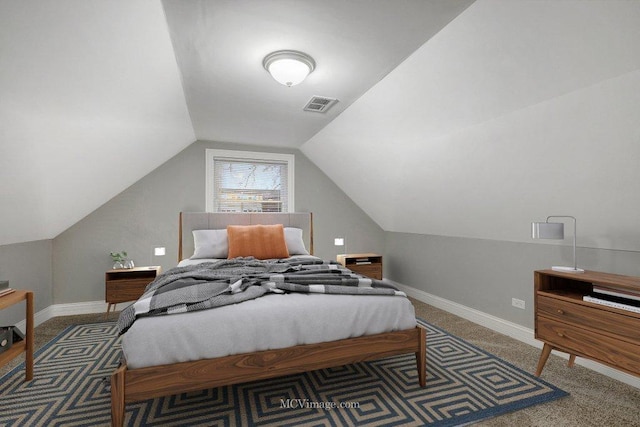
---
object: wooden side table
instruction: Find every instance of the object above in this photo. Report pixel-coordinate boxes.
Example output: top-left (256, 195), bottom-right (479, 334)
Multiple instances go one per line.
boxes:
top-left (534, 269), bottom-right (640, 378)
top-left (0, 290), bottom-right (34, 381)
top-left (337, 253), bottom-right (383, 280)
top-left (105, 266), bottom-right (160, 316)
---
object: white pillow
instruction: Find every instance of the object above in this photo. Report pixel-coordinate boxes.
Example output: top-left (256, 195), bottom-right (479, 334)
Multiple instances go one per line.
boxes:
top-left (191, 229), bottom-right (228, 259)
top-left (284, 227), bottom-right (310, 255)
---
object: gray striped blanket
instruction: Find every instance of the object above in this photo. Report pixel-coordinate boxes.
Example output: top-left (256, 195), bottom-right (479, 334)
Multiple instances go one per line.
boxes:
top-left (117, 256), bottom-right (405, 334)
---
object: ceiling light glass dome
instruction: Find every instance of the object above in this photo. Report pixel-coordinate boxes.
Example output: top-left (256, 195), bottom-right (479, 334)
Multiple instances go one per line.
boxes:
top-left (263, 50), bottom-right (316, 87)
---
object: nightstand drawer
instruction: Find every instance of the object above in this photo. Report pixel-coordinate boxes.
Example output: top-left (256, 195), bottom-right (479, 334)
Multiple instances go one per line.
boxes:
top-left (537, 294), bottom-right (640, 344)
top-left (106, 280), bottom-right (149, 303)
top-left (349, 264), bottom-right (382, 280)
top-left (537, 316), bottom-right (640, 376)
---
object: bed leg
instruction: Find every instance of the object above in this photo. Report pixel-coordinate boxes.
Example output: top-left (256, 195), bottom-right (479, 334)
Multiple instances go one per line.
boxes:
top-left (111, 363), bottom-right (127, 427)
top-left (416, 326), bottom-right (426, 387)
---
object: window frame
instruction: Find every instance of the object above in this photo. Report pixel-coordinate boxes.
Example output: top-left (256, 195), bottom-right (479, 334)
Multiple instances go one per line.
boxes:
top-left (205, 149), bottom-right (295, 213)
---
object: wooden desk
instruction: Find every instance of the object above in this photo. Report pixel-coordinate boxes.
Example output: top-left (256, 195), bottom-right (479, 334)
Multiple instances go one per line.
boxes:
top-left (0, 290), bottom-right (34, 381)
top-left (534, 269), bottom-right (640, 378)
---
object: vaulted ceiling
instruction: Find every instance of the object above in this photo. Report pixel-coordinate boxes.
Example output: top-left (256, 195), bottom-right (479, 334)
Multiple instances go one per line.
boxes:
top-left (0, 0), bottom-right (472, 246)
top-left (2, 0), bottom-right (639, 252)
top-left (162, 0), bottom-right (474, 147)
top-left (302, 1), bottom-right (640, 251)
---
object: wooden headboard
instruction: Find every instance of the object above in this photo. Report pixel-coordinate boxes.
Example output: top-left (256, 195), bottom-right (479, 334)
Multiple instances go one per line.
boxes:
top-left (178, 212), bottom-right (313, 261)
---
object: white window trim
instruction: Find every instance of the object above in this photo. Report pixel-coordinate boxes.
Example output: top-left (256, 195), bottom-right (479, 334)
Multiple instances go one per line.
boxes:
top-left (205, 149), bottom-right (295, 213)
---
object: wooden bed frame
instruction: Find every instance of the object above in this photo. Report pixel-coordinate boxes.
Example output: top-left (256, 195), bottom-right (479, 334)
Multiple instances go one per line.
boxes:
top-left (110, 212), bottom-right (426, 426)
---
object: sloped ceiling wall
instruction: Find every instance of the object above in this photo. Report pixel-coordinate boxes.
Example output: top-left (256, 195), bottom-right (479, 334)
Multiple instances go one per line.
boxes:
top-left (161, 0), bottom-right (473, 147)
top-left (0, 0), bottom-right (472, 247)
top-left (0, 0), bottom-right (195, 246)
top-left (2, 0), bottom-right (639, 254)
top-left (301, 0), bottom-right (640, 252)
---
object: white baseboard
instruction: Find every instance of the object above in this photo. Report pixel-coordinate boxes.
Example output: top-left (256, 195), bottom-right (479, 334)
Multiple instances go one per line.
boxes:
top-left (51, 300), bottom-right (109, 317)
top-left (14, 300), bottom-right (107, 332)
top-left (394, 281), bottom-right (640, 390)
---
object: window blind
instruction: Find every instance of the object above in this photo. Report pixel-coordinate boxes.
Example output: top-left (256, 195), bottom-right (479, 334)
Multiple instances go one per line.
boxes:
top-left (212, 158), bottom-right (289, 213)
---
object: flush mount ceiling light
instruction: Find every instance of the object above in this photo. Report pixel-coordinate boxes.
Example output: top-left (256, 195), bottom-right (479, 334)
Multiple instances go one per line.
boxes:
top-left (263, 50), bottom-right (315, 87)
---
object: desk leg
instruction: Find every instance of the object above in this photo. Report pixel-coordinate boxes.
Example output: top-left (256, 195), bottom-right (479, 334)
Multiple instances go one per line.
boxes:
top-left (25, 291), bottom-right (34, 381)
top-left (535, 343), bottom-right (552, 377)
top-left (413, 326), bottom-right (427, 387)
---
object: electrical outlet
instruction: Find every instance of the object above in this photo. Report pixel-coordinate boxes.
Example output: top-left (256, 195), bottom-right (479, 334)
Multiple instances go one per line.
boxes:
top-left (512, 298), bottom-right (525, 310)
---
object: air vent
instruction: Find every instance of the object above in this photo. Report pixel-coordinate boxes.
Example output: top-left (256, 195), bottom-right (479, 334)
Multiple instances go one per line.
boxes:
top-left (303, 96), bottom-right (338, 113)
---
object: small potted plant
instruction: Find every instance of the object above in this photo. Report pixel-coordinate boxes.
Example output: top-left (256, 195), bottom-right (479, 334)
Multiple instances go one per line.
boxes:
top-left (110, 251), bottom-right (128, 269)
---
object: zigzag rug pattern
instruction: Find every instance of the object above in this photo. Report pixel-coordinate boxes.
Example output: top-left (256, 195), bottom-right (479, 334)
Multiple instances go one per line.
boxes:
top-left (0, 319), bottom-right (567, 426)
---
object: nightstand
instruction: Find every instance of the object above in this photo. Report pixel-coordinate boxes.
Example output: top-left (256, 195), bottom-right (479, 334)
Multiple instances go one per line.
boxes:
top-left (337, 253), bottom-right (383, 280)
top-left (105, 266), bottom-right (160, 316)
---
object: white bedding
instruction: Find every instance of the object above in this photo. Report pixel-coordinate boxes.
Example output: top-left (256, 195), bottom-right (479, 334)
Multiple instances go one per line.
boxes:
top-left (121, 257), bottom-right (417, 369)
top-left (123, 292), bottom-right (416, 369)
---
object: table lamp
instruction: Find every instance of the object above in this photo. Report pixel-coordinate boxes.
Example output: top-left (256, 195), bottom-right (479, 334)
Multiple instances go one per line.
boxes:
top-left (531, 216), bottom-right (584, 273)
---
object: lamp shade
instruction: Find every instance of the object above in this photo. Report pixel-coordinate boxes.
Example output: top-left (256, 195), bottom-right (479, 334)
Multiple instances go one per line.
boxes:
top-left (263, 50), bottom-right (315, 87)
top-left (531, 222), bottom-right (564, 240)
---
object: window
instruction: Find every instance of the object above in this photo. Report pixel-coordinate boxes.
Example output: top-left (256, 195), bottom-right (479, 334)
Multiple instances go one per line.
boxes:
top-left (206, 149), bottom-right (294, 213)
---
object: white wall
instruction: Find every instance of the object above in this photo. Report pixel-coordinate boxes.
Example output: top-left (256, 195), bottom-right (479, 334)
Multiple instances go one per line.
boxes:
top-left (0, 0), bottom-right (195, 246)
top-left (301, 0), bottom-right (640, 253)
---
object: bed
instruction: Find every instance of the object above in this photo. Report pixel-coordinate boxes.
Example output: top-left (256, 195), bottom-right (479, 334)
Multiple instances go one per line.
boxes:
top-left (110, 212), bottom-right (426, 426)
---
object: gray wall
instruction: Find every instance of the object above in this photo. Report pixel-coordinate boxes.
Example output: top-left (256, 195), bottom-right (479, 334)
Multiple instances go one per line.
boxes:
top-left (385, 232), bottom-right (640, 328)
top-left (0, 240), bottom-right (52, 324)
top-left (52, 140), bottom-right (383, 304)
top-left (5, 138), bottom-right (640, 333)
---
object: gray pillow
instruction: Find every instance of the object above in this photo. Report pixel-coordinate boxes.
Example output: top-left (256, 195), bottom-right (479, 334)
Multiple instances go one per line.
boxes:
top-left (191, 229), bottom-right (228, 259)
top-left (284, 227), bottom-right (309, 255)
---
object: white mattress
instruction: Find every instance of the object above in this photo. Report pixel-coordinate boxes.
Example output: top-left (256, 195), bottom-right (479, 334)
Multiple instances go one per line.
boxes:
top-left (122, 286), bottom-right (417, 369)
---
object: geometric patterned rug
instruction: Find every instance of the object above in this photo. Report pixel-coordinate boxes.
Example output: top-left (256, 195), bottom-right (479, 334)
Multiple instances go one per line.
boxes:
top-left (0, 319), bottom-right (567, 426)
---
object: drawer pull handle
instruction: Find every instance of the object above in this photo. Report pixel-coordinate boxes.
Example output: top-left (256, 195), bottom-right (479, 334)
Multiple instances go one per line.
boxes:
top-left (557, 332), bottom-right (564, 337)
top-left (557, 309), bottom-right (564, 315)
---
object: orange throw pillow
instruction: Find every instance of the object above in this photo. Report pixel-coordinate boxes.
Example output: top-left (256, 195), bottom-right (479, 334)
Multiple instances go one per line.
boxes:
top-left (227, 224), bottom-right (290, 260)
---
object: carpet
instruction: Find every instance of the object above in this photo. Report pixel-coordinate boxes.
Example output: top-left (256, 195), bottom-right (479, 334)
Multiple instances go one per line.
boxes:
top-left (0, 319), bottom-right (567, 426)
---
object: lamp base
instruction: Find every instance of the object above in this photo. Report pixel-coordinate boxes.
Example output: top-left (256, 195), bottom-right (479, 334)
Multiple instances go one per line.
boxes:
top-left (552, 266), bottom-right (585, 273)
